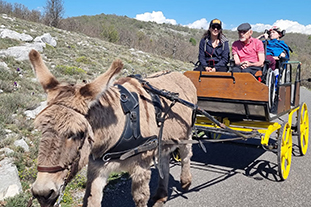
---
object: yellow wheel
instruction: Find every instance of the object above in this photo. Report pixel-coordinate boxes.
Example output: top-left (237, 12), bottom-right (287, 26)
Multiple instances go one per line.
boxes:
top-left (171, 148), bottom-right (181, 162)
top-left (277, 122), bottom-right (293, 181)
top-left (297, 102), bottom-right (309, 156)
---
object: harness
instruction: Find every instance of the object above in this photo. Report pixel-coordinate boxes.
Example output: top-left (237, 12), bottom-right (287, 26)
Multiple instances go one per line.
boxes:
top-left (102, 84), bottom-right (162, 162)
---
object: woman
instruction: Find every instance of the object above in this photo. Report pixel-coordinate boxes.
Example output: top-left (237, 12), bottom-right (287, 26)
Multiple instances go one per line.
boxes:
top-left (195, 18), bottom-right (229, 72)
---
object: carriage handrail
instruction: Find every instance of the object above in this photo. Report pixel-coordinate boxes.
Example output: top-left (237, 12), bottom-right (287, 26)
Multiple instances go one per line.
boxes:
top-left (198, 72), bottom-right (236, 83)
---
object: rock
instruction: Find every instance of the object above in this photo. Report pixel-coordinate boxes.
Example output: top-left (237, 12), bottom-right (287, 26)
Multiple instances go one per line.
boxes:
top-left (24, 101), bottom-right (47, 119)
top-left (14, 138), bottom-right (29, 152)
top-left (0, 42), bottom-right (45, 61)
top-left (1, 14), bottom-right (15, 21)
top-left (0, 62), bottom-right (9, 70)
top-left (0, 158), bottom-right (22, 201)
top-left (0, 148), bottom-right (14, 156)
top-left (0, 29), bottom-right (33, 42)
top-left (34, 33), bottom-right (57, 47)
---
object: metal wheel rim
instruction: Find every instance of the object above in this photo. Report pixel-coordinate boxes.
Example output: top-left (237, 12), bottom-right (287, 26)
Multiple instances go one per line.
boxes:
top-left (297, 103), bottom-right (309, 156)
top-left (277, 122), bottom-right (293, 180)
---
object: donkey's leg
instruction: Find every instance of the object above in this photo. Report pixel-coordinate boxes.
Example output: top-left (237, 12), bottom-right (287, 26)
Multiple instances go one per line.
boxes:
top-left (179, 135), bottom-right (193, 190)
top-left (152, 147), bottom-right (172, 207)
top-left (83, 158), bottom-right (108, 207)
top-left (130, 165), bottom-right (151, 207)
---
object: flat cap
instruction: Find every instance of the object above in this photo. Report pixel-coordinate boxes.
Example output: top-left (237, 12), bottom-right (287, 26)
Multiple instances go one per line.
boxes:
top-left (237, 23), bottom-right (251, 31)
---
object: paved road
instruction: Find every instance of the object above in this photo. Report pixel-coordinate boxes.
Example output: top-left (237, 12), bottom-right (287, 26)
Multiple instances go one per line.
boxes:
top-left (102, 87), bottom-right (311, 207)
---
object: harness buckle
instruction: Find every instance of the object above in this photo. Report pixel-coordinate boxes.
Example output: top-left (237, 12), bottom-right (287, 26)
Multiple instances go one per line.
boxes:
top-left (102, 153), bottom-right (112, 162)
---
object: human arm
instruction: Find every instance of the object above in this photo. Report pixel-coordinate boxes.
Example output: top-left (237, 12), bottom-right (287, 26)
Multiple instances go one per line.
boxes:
top-left (198, 39), bottom-right (208, 67)
top-left (240, 39), bottom-right (265, 68)
top-left (257, 33), bottom-right (268, 40)
top-left (240, 52), bottom-right (264, 69)
top-left (231, 42), bottom-right (241, 66)
top-left (233, 54), bottom-right (241, 66)
top-left (215, 41), bottom-right (229, 67)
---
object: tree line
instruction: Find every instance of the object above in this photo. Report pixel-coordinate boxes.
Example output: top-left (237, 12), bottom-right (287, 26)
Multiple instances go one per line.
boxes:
top-left (0, 0), bottom-right (64, 27)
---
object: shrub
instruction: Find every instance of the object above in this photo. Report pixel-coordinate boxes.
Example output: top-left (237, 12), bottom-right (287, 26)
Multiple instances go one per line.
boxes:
top-left (3, 193), bottom-right (32, 207)
top-left (101, 24), bottom-right (120, 43)
top-left (189, 37), bottom-right (197, 46)
top-left (56, 65), bottom-right (86, 75)
top-left (76, 56), bottom-right (92, 64)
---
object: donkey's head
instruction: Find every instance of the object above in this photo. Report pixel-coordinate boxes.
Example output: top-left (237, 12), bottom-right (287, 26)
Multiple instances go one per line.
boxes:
top-left (29, 49), bottom-right (123, 206)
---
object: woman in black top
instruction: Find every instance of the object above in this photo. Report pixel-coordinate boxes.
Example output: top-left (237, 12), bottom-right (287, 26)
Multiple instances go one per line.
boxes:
top-left (195, 18), bottom-right (229, 72)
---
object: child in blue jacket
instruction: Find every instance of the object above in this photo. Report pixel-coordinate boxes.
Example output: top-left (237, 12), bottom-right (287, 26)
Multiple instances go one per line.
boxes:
top-left (258, 26), bottom-right (290, 70)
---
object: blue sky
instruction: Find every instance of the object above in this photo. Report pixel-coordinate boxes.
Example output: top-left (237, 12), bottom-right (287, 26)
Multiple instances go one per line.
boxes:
top-left (4, 0), bottom-right (311, 34)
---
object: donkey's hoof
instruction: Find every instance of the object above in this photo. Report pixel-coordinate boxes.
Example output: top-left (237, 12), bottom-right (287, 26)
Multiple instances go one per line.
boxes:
top-left (181, 181), bottom-right (191, 191)
top-left (152, 201), bottom-right (165, 207)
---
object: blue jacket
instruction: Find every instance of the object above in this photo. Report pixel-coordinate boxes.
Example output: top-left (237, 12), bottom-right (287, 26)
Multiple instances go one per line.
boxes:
top-left (265, 39), bottom-right (290, 59)
top-left (198, 35), bottom-right (229, 68)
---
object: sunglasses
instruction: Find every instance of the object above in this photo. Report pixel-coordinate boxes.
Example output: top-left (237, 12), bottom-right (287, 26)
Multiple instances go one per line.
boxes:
top-left (212, 25), bottom-right (221, 30)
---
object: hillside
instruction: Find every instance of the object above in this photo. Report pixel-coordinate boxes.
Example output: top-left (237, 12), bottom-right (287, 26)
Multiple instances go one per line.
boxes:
top-left (62, 13), bottom-right (311, 88)
top-left (0, 13), bottom-right (195, 206)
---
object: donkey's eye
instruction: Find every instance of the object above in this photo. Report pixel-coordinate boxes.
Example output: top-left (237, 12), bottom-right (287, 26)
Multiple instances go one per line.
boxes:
top-left (69, 131), bottom-right (85, 140)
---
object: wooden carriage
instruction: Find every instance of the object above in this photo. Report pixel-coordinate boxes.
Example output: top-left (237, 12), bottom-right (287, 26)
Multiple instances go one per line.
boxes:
top-left (184, 61), bottom-right (309, 180)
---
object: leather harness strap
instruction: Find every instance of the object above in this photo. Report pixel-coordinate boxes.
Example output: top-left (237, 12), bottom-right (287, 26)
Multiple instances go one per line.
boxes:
top-left (102, 84), bottom-right (159, 162)
top-left (37, 166), bottom-right (65, 173)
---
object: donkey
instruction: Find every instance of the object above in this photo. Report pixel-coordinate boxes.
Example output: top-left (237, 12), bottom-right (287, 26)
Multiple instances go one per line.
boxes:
top-left (29, 49), bottom-right (197, 207)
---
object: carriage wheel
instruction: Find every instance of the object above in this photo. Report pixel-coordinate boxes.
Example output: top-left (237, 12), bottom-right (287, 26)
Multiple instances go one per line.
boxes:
top-left (297, 103), bottom-right (309, 156)
top-left (266, 68), bottom-right (276, 110)
top-left (171, 148), bottom-right (181, 162)
top-left (277, 122), bottom-right (293, 181)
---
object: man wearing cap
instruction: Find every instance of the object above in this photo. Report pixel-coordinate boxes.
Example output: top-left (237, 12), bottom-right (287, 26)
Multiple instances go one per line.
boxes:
top-left (195, 18), bottom-right (229, 72)
top-left (231, 23), bottom-right (265, 75)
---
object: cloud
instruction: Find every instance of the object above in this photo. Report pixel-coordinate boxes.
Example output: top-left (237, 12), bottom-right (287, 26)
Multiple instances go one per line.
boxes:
top-left (135, 11), bottom-right (177, 25)
top-left (186, 18), bottom-right (209, 29)
top-left (273, 19), bottom-right (311, 35)
top-left (135, 11), bottom-right (311, 35)
top-left (232, 20), bottom-right (311, 35)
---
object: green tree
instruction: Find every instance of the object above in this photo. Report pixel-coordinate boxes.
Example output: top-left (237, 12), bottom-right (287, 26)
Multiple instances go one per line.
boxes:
top-left (101, 24), bottom-right (120, 43)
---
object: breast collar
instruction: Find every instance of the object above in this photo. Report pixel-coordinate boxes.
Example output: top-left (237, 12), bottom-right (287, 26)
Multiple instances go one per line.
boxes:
top-left (102, 84), bottom-right (161, 161)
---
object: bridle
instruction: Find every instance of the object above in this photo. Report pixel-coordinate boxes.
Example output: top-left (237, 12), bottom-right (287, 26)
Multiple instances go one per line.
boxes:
top-left (27, 103), bottom-right (94, 207)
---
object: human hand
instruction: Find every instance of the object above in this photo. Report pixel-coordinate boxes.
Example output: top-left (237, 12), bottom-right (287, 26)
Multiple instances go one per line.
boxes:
top-left (205, 67), bottom-right (216, 72)
top-left (240, 61), bottom-right (250, 69)
top-left (263, 33), bottom-right (268, 39)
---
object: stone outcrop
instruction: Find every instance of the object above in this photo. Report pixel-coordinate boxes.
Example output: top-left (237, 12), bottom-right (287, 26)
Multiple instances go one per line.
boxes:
top-left (0, 158), bottom-right (22, 201)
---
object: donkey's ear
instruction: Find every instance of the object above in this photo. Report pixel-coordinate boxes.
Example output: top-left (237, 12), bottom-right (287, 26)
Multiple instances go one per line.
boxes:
top-left (29, 49), bottom-right (59, 92)
top-left (79, 59), bottom-right (123, 99)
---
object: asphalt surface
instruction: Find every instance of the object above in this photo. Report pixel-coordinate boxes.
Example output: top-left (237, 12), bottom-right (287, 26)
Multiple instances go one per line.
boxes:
top-left (102, 87), bottom-right (311, 207)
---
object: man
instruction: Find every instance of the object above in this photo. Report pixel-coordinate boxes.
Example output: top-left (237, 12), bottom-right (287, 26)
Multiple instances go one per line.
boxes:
top-left (232, 23), bottom-right (265, 75)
